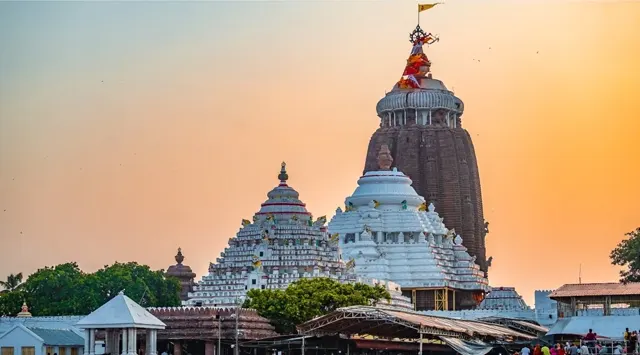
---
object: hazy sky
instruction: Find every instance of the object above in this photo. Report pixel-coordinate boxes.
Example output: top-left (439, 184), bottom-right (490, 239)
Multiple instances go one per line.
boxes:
top-left (1, 0), bottom-right (639, 306)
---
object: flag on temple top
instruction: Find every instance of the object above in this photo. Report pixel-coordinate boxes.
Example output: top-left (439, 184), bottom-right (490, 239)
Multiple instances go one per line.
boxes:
top-left (418, 3), bottom-right (440, 12)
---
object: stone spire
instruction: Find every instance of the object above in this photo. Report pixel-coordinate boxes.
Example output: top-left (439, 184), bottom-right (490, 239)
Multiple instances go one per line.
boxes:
top-left (377, 145), bottom-right (393, 170)
top-left (166, 248), bottom-right (196, 302)
top-left (16, 301), bottom-right (32, 318)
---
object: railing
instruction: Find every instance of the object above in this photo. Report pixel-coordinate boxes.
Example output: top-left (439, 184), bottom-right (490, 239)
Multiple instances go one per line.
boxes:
top-left (578, 339), bottom-right (638, 354)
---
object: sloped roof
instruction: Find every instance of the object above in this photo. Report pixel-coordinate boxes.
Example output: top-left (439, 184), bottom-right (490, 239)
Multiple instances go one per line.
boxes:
top-left (76, 292), bottom-right (165, 329)
top-left (28, 328), bottom-right (84, 346)
top-left (0, 316), bottom-right (85, 335)
top-left (297, 305), bottom-right (535, 341)
top-left (546, 315), bottom-right (640, 338)
top-left (550, 283), bottom-right (640, 298)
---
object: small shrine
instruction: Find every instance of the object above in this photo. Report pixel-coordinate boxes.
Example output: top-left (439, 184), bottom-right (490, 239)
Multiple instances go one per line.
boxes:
top-left (166, 248), bottom-right (196, 301)
top-left (16, 302), bottom-right (32, 318)
top-left (184, 162), bottom-right (351, 307)
top-left (329, 145), bottom-right (489, 311)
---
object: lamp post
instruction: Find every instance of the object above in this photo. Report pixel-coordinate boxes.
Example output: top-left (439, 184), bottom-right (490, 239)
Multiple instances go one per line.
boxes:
top-left (217, 314), bottom-right (221, 355)
top-left (235, 298), bottom-right (240, 355)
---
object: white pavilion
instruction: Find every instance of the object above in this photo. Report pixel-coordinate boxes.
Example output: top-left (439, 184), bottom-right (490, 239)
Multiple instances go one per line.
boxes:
top-left (76, 291), bottom-right (165, 355)
top-left (328, 145), bottom-right (490, 311)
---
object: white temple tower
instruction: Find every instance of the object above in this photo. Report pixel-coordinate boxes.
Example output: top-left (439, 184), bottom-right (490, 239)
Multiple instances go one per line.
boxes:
top-left (184, 163), bottom-right (348, 307)
top-left (329, 145), bottom-right (490, 311)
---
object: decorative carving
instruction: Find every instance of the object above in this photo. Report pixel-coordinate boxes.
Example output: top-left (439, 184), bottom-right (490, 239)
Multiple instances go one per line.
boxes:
top-left (428, 203), bottom-right (436, 213)
top-left (377, 144), bottom-right (394, 170)
top-left (487, 256), bottom-right (493, 268)
top-left (401, 200), bottom-right (408, 210)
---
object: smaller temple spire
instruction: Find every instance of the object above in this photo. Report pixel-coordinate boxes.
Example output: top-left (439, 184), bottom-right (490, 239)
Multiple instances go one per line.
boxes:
top-left (377, 145), bottom-right (393, 170)
top-left (175, 247), bottom-right (184, 265)
top-left (278, 162), bottom-right (289, 183)
top-left (16, 301), bottom-right (32, 318)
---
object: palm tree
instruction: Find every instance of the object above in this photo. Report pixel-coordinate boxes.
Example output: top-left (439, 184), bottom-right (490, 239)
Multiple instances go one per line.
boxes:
top-left (0, 273), bottom-right (23, 292)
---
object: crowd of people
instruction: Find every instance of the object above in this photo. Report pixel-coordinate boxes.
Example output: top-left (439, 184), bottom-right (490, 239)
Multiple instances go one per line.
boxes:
top-left (512, 328), bottom-right (640, 355)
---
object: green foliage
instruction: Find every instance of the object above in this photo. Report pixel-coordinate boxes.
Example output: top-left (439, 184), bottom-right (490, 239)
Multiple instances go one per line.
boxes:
top-left (0, 289), bottom-right (26, 316)
top-left (243, 278), bottom-right (391, 334)
top-left (610, 227), bottom-right (640, 283)
top-left (0, 262), bottom-right (181, 317)
top-left (0, 273), bottom-right (23, 292)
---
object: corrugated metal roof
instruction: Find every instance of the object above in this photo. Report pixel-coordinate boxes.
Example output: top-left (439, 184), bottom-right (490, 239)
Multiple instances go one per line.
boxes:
top-left (550, 283), bottom-right (640, 298)
top-left (546, 315), bottom-right (640, 338)
top-left (27, 328), bottom-right (84, 346)
top-left (299, 305), bottom-right (535, 341)
top-left (0, 316), bottom-right (84, 335)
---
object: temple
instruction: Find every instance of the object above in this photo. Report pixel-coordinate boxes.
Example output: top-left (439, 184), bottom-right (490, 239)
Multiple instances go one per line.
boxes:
top-left (166, 248), bottom-right (196, 302)
top-left (329, 145), bottom-right (489, 311)
top-left (184, 163), bottom-right (349, 307)
top-left (363, 24), bottom-right (490, 273)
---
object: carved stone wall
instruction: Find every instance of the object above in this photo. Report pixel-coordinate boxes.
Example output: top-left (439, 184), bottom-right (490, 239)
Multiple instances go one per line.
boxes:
top-left (149, 307), bottom-right (278, 340)
top-left (364, 125), bottom-right (487, 272)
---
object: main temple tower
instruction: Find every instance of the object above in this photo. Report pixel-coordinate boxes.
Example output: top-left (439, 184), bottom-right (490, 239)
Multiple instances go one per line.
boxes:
top-left (363, 23), bottom-right (490, 272)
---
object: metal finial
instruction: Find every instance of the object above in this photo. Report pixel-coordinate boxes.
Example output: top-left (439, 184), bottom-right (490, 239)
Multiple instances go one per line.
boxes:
top-left (278, 161), bottom-right (288, 182)
top-left (175, 247), bottom-right (184, 264)
top-left (409, 25), bottom-right (439, 45)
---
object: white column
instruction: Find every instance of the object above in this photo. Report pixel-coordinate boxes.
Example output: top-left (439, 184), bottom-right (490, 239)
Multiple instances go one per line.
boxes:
top-left (89, 329), bottom-right (96, 355)
top-left (127, 329), bottom-right (137, 355)
top-left (151, 330), bottom-right (158, 355)
top-left (146, 330), bottom-right (157, 355)
top-left (121, 329), bottom-right (128, 355)
top-left (428, 110), bottom-right (432, 125)
top-left (105, 330), bottom-right (112, 354)
top-left (84, 330), bottom-right (91, 355)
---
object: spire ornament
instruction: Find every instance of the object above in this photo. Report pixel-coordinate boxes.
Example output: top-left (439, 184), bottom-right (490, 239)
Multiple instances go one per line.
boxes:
top-left (278, 162), bottom-right (288, 183)
top-left (175, 247), bottom-right (184, 264)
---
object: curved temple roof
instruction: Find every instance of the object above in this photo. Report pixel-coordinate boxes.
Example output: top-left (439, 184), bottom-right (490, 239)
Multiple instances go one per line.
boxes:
top-left (329, 145), bottom-right (488, 292)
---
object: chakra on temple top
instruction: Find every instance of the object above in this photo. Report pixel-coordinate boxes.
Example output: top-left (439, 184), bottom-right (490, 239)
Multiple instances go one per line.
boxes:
top-left (409, 25), bottom-right (439, 45)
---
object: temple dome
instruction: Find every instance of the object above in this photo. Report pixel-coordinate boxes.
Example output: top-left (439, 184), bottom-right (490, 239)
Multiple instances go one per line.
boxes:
top-left (376, 81), bottom-right (464, 118)
top-left (257, 162), bottom-right (310, 218)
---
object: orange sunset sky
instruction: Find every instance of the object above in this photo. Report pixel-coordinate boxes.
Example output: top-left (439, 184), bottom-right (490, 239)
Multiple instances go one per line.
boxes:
top-left (1, 0), bottom-right (639, 306)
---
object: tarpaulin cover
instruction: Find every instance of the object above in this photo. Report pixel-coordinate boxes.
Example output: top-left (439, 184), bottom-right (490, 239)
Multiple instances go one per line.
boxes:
top-left (440, 336), bottom-right (493, 355)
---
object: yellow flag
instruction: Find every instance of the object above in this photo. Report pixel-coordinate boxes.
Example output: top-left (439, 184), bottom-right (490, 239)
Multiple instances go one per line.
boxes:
top-left (418, 3), bottom-right (439, 12)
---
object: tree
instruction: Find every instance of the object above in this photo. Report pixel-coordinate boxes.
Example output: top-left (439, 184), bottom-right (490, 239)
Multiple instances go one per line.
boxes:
top-left (0, 273), bottom-right (23, 292)
top-left (91, 262), bottom-right (181, 307)
top-left (0, 261), bottom-right (181, 317)
top-left (20, 262), bottom-right (96, 316)
top-left (610, 227), bottom-right (640, 283)
top-left (243, 278), bottom-right (391, 334)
